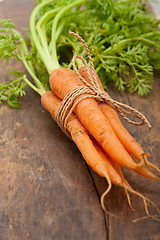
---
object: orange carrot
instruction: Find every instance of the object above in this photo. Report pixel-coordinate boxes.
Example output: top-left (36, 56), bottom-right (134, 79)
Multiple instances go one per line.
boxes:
top-left (99, 103), bottom-right (144, 158)
top-left (78, 65), bottom-right (144, 160)
top-left (106, 148), bottom-right (157, 180)
top-left (42, 91), bottom-right (160, 219)
top-left (41, 91), bottom-right (122, 185)
top-left (49, 68), bottom-right (142, 170)
top-left (133, 161), bottom-right (158, 179)
top-left (78, 65), bottom-right (104, 90)
top-left (78, 66), bottom-right (160, 176)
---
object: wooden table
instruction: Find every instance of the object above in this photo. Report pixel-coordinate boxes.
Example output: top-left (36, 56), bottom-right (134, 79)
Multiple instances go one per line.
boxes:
top-left (0, 1), bottom-right (160, 239)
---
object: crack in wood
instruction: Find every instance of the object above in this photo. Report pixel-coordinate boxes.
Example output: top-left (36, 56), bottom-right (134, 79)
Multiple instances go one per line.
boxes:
top-left (85, 163), bottom-right (109, 240)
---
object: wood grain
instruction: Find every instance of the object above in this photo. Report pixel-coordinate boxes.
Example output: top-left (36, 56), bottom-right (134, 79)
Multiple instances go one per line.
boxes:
top-left (0, 1), bottom-right (160, 240)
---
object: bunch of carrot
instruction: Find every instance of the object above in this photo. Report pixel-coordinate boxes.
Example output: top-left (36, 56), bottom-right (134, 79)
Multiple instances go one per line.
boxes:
top-left (1, 0), bottom-right (160, 221)
top-left (28, 0), bottom-right (160, 220)
top-left (41, 31), bottom-right (160, 220)
top-left (41, 59), bottom-right (160, 220)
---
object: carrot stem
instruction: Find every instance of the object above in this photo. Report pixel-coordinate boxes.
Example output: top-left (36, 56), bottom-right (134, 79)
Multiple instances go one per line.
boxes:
top-left (36, 7), bottom-right (62, 64)
top-left (23, 75), bottom-right (44, 96)
top-left (1, 25), bottom-right (46, 94)
top-left (30, 0), bottom-right (55, 74)
top-left (30, 0), bottom-right (86, 74)
top-left (50, 0), bottom-right (86, 71)
top-left (21, 43), bottom-right (46, 93)
top-left (102, 36), bottom-right (160, 55)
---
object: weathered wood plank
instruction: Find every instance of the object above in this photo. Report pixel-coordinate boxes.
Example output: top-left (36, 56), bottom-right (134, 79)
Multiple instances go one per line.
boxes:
top-left (0, 95), bottom-right (107, 240)
top-left (0, 1), bottom-right (107, 240)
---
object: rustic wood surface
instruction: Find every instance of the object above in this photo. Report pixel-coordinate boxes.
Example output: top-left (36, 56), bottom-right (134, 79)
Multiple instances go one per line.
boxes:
top-left (0, 1), bottom-right (160, 240)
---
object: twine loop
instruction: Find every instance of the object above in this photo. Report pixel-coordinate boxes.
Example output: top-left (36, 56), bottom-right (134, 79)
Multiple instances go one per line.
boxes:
top-left (55, 30), bottom-right (151, 137)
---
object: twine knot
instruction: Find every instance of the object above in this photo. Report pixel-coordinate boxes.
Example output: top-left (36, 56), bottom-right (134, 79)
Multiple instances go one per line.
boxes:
top-left (55, 31), bottom-right (151, 137)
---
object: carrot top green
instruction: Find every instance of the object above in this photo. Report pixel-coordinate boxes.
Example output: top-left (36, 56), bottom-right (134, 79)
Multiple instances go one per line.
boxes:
top-left (1, 0), bottom-right (160, 108)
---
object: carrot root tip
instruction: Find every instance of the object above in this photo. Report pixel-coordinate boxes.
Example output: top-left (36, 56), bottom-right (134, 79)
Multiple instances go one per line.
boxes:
top-left (133, 215), bottom-right (160, 223)
top-left (123, 183), bottom-right (160, 222)
top-left (101, 173), bottom-right (112, 211)
top-left (100, 173), bottom-right (118, 218)
top-left (124, 188), bottom-right (136, 211)
top-left (141, 153), bottom-right (160, 177)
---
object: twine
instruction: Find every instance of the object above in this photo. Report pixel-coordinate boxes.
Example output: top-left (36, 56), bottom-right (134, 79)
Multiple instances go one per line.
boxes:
top-left (55, 30), bottom-right (151, 136)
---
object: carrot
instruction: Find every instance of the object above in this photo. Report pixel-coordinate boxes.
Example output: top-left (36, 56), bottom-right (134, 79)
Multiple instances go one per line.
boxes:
top-left (41, 90), bottom-right (126, 216)
top-left (49, 68), bottom-right (143, 170)
top-left (41, 91), bottom-right (122, 186)
top-left (133, 161), bottom-right (158, 179)
top-left (100, 103), bottom-right (144, 158)
top-left (108, 149), bottom-right (157, 180)
top-left (78, 65), bottom-right (144, 160)
top-left (78, 65), bottom-right (104, 90)
top-left (41, 91), bottom-right (160, 220)
top-left (78, 66), bottom-right (160, 176)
